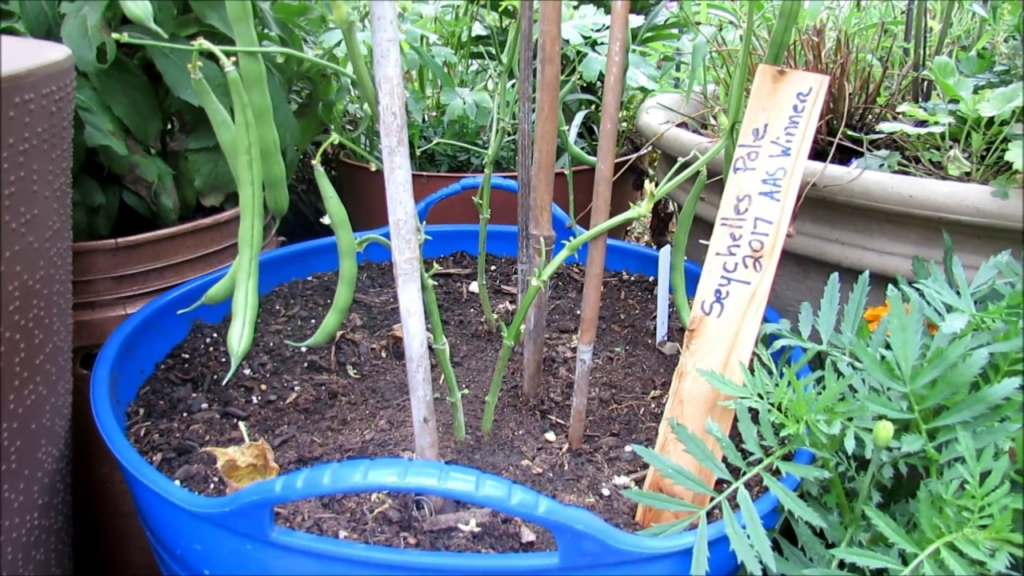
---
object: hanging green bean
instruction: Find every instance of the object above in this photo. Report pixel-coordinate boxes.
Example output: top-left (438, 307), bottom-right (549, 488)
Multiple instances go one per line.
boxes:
top-left (219, 53), bottom-right (265, 385)
top-left (178, 59), bottom-right (241, 315)
top-left (225, 0), bottom-right (289, 225)
top-left (286, 138), bottom-right (358, 348)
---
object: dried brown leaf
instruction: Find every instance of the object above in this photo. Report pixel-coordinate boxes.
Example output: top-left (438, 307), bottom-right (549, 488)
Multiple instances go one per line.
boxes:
top-left (203, 438), bottom-right (280, 493)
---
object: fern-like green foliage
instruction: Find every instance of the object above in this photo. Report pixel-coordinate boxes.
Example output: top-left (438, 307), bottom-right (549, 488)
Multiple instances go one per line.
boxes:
top-left (624, 236), bottom-right (1023, 576)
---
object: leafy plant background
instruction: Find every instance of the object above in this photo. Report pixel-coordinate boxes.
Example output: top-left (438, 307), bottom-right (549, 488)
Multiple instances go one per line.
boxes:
top-left (1, 0), bottom-right (317, 242)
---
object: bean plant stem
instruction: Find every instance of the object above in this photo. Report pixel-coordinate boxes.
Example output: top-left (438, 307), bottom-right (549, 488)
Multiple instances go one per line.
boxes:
top-left (110, 33), bottom-right (357, 82)
top-left (482, 138), bottom-right (729, 437)
top-left (473, 22), bottom-right (520, 333)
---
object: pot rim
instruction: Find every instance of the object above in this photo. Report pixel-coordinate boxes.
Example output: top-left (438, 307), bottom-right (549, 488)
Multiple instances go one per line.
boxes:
top-left (72, 207), bottom-right (252, 253)
top-left (637, 92), bottom-right (1024, 231)
top-left (89, 222), bottom-right (815, 570)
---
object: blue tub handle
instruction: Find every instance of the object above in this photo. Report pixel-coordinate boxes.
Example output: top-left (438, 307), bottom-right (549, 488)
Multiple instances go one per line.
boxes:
top-left (415, 176), bottom-right (581, 234)
top-left (218, 456), bottom-right (649, 567)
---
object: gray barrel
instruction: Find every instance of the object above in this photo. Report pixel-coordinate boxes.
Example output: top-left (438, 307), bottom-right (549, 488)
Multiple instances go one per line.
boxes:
top-left (1, 35), bottom-right (76, 575)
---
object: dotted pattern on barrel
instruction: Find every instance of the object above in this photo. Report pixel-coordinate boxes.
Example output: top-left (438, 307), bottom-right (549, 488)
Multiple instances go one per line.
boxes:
top-left (1, 56), bottom-right (76, 574)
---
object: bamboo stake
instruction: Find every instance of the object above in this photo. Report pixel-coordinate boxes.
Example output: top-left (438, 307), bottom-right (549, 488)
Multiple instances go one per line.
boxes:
top-left (516, 0), bottom-right (535, 306)
top-left (368, 1), bottom-right (439, 461)
top-left (522, 0), bottom-right (561, 401)
top-left (568, 0), bottom-right (631, 449)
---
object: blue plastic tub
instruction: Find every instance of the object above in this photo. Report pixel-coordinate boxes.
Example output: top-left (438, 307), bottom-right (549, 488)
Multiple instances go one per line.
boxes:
top-left (91, 177), bottom-right (812, 575)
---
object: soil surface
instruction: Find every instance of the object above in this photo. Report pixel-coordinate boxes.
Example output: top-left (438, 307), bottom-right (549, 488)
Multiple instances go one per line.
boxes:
top-left (127, 252), bottom-right (770, 553)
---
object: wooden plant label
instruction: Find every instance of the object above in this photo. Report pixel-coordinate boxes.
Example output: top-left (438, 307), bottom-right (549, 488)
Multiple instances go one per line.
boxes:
top-left (636, 64), bottom-right (829, 528)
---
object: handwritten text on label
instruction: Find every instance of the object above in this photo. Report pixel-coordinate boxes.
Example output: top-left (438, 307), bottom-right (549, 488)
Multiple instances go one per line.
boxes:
top-left (698, 85), bottom-right (816, 320)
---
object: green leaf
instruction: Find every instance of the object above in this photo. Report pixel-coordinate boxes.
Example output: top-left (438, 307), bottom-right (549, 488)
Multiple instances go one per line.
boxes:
top-left (698, 369), bottom-right (750, 399)
top-left (829, 547), bottom-right (904, 570)
top-left (978, 82), bottom-right (1024, 117)
top-left (938, 311), bottom-right (971, 334)
top-left (876, 121), bottom-right (946, 135)
top-left (145, 38), bottom-right (230, 108)
top-left (631, 444), bottom-right (717, 497)
top-left (797, 301), bottom-right (814, 340)
top-left (620, 488), bottom-right (703, 512)
top-left (863, 506), bottom-right (920, 554)
top-left (776, 461), bottom-right (832, 481)
top-left (938, 546), bottom-right (974, 575)
top-left (737, 487), bottom-right (776, 572)
top-left (88, 56), bottom-right (162, 148)
top-left (74, 74), bottom-right (129, 156)
top-left (840, 271), bottom-right (871, 338)
top-left (120, 186), bottom-right (153, 218)
top-left (683, 35), bottom-right (707, 105)
top-left (669, 419), bottom-right (734, 481)
top-left (118, 0), bottom-right (167, 38)
top-left (705, 419), bottom-right (747, 471)
top-left (186, 147), bottom-right (236, 207)
top-left (722, 499), bottom-right (762, 574)
top-left (928, 376), bottom-right (1022, 428)
top-left (690, 514), bottom-right (710, 576)
top-left (579, 51), bottom-right (604, 83)
top-left (760, 473), bottom-right (827, 528)
top-left (19, 0), bottom-right (60, 38)
top-left (409, 43), bottom-right (455, 90)
top-left (1005, 140), bottom-right (1023, 173)
top-left (816, 273), bottom-right (841, 346)
top-left (188, 0), bottom-right (235, 39)
top-left (734, 404), bottom-right (764, 460)
top-left (60, 0), bottom-right (115, 73)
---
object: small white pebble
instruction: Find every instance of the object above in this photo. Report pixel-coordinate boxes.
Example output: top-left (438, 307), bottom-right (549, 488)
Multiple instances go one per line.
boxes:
top-left (320, 214), bottom-right (331, 225)
top-left (181, 353), bottom-right (191, 359)
top-left (174, 479), bottom-right (182, 486)
top-left (251, 395), bottom-right (259, 404)
top-left (242, 368), bottom-right (252, 376)
top-left (601, 487), bottom-right (611, 497)
top-left (300, 346), bottom-right (308, 352)
top-left (259, 384), bottom-right (267, 391)
top-left (612, 475), bottom-right (632, 487)
top-left (200, 403), bottom-right (209, 410)
top-left (490, 265), bottom-right (496, 271)
top-left (624, 445), bottom-right (633, 452)
top-left (294, 385), bottom-right (301, 391)
top-left (543, 430), bottom-right (557, 443)
top-left (648, 276), bottom-right (655, 283)
top-left (468, 281), bottom-right (479, 294)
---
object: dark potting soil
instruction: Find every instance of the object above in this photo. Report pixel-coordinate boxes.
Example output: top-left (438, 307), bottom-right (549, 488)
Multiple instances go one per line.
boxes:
top-left (126, 252), bottom-right (772, 553)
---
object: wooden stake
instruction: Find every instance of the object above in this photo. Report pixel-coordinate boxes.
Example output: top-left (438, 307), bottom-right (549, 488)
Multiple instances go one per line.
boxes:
top-left (568, 0), bottom-right (631, 449)
top-left (522, 0), bottom-right (561, 401)
top-left (368, 1), bottom-right (439, 461)
top-left (636, 64), bottom-right (829, 528)
top-left (516, 0), bottom-right (535, 306)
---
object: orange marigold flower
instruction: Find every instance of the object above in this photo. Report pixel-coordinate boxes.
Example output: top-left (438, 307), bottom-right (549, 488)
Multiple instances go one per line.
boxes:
top-left (863, 300), bottom-right (938, 335)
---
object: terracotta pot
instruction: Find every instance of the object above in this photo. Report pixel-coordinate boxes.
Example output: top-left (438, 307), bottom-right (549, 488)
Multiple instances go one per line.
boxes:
top-left (72, 208), bottom-right (278, 349)
top-left (71, 208), bottom-right (277, 574)
top-left (330, 156), bottom-right (644, 239)
top-left (637, 92), bottom-right (1024, 280)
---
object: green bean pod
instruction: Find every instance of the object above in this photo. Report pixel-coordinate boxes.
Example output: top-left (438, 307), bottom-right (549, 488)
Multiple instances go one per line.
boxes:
top-left (671, 168), bottom-right (708, 331)
top-left (221, 60), bottom-right (265, 385)
top-left (286, 163), bottom-right (357, 347)
top-left (225, 0), bottom-right (289, 224)
top-left (177, 64), bottom-right (241, 315)
top-left (177, 257), bottom-right (238, 314)
top-left (190, 64), bottom-right (239, 183)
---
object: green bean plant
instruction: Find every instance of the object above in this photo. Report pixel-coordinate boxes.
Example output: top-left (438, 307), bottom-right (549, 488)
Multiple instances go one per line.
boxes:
top-left (624, 237), bottom-right (1024, 575)
top-left (111, 1), bottom-right (727, 440)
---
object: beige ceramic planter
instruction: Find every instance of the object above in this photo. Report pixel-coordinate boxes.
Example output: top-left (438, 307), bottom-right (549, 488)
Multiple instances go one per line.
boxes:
top-left (637, 92), bottom-right (1024, 279)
